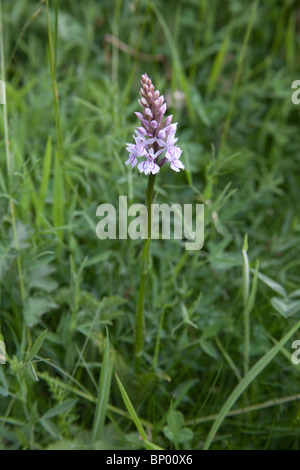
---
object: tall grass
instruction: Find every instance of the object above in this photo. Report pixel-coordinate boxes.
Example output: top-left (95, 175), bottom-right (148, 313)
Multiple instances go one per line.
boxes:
top-left (0, 0), bottom-right (299, 450)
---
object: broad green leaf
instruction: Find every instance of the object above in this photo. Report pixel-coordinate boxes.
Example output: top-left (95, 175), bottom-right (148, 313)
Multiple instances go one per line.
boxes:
top-left (164, 410), bottom-right (193, 444)
top-left (40, 418), bottom-right (61, 440)
top-left (271, 297), bottom-right (300, 319)
top-left (200, 339), bottom-right (219, 360)
top-left (27, 362), bottom-right (39, 382)
top-left (253, 270), bottom-right (287, 298)
top-left (291, 289), bottom-right (300, 298)
top-left (0, 249), bottom-right (17, 281)
top-left (164, 426), bottom-right (193, 444)
top-left (24, 296), bottom-right (58, 327)
top-left (27, 262), bottom-right (58, 293)
top-left (41, 399), bottom-right (78, 420)
top-left (28, 329), bottom-right (48, 361)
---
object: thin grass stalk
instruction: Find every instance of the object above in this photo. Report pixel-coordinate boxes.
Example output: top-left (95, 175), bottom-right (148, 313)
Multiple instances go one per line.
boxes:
top-left (0, 0), bottom-right (25, 302)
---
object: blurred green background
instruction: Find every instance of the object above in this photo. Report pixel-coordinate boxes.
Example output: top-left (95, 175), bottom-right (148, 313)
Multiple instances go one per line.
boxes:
top-left (0, 0), bottom-right (300, 450)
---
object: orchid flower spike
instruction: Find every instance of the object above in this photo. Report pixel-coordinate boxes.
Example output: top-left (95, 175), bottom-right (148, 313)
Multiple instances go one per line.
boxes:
top-left (125, 73), bottom-right (184, 175)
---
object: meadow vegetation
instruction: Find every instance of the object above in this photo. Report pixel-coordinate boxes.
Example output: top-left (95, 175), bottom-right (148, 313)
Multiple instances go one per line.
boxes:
top-left (0, 0), bottom-right (300, 450)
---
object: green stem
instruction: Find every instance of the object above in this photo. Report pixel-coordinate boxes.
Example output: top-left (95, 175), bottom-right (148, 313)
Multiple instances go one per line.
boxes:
top-left (135, 174), bottom-right (156, 373)
top-left (244, 307), bottom-right (250, 377)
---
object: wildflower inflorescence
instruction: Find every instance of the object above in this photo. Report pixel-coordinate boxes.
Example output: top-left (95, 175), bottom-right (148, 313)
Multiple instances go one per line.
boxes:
top-left (126, 73), bottom-right (184, 175)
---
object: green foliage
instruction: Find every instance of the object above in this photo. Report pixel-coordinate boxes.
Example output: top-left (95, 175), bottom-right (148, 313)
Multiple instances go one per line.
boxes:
top-left (163, 410), bottom-right (193, 447)
top-left (0, 0), bottom-right (300, 451)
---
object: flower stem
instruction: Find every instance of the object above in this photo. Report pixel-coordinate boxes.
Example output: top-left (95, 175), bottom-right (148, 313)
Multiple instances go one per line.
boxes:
top-left (135, 173), bottom-right (156, 373)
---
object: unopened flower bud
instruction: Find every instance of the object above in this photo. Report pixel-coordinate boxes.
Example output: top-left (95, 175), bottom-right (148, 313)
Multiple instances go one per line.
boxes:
top-left (135, 111), bottom-right (144, 121)
top-left (159, 103), bottom-right (167, 119)
top-left (144, 108), bottom-right (153, 118)
top-left (141, 97), bottom-right (148, 107)
top-left (157, 129), bottom-right (166, 139)
top-left (164, 115), bottom-right (173, 126)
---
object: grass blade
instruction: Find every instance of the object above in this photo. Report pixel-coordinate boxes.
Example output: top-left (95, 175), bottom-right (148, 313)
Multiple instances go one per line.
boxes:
top-left (207, 32), bottom-right (231, 96)
top-left (91, 330), bottom-right (114, 444)
top-left (115, 373), bottom-right (148, 441)
top-left (39, 136), bottom-right (52, 211)
top-left (203, 319), bottom-right (300, 449)
top-left (115, 373), bottom-right (163, 450)
top-left (53, 150), bottom-right (64, 241)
